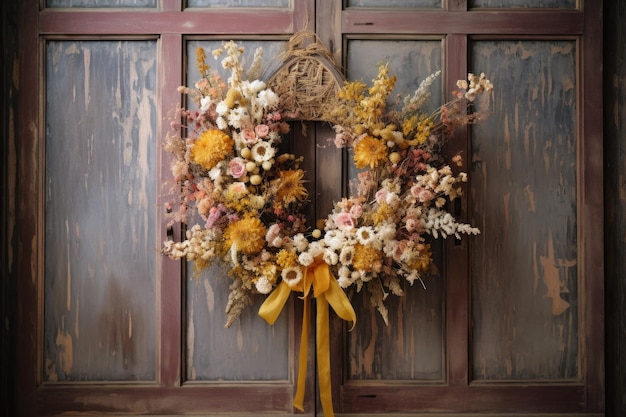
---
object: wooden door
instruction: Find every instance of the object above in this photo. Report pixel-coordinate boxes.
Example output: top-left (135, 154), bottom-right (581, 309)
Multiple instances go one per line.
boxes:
top-left (17, 1), bottom-right (316, 415)
top-left (16, 0), bottom-right (603, 415)
top-left (323, 1), bottom-right (604, 415)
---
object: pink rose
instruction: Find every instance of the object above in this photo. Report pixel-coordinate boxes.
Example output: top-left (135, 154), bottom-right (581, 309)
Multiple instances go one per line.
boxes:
top-left (375, 189), bottom-right (388, 204)
top-left (255, 124), bottom-right (270, 138)
top-left (335, 212), bottom-right (356, 230)
top-left (392, 240), bottom-right (408, 262)
top-left (410, 185), bottom-right (434, 203)
top-left (229, 157), bottom-right (247, 178)
top-left (241, 128), bottom-right (257, 145)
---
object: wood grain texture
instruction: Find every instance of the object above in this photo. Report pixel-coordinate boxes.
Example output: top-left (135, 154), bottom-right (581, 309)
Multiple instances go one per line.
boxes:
top-left (182, 39), bottom-right (291, 383)
top-left (44, 39), bottom-right (158, 381)
top-left (46, 0), bottom-right (157, 7)
top-left (470, 0), bottom-right (576, 7)
top-left (344, 39), bottom-right (445, 382)
top-left (469, 39), bottom-right (578, 381)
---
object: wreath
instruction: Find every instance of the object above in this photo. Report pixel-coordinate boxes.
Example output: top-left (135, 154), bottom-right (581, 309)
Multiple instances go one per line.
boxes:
top-left (162, 36), bottom-right (492, 416)
top-left (162, 37), bottom-right (492, 325)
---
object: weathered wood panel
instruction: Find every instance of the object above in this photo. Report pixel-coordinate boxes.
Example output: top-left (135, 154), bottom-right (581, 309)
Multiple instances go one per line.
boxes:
top-left (470, 39), bottom-right (578, 380)
top-left (46, 0), bottom-right (156, 7)
top-left (345, 39), bottom-right (445, 381)
top-left (469, 0), bottom-right (576, 8)
top-left (188, 0), bottom-right (290, 7)
top-left (347, 0), bottom-right (440, 7)
top-left (604, 0), bottom-right (626, 414)
top-left (44, 40), bottom-right (158, 381)
top-left (183, 39), bottom-right (292, 382)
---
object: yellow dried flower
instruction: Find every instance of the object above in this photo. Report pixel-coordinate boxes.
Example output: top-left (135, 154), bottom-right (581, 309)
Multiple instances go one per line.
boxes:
top-left (371, 202), bottom-right (392, 225)
top-left (353, 135), bottom-right (388, 169)
top-left (276, 249), bottom-right (299, 269)
top-left (352, 243), bottom-right (383, 272)
top-left (407, 244), bottom-right (432, 272)
top-left (273, 169), bottom-right (308, 206)
top-left (195, 47), bottom-right (210, 78)
top-left (191, 129), bottom-right (234, 170)
top-left (224, 217), bottom-right (267, 255)
top-left (338, 80), bottom-right (367, 102)
top-left (224, 89), bottom-right (247, 109)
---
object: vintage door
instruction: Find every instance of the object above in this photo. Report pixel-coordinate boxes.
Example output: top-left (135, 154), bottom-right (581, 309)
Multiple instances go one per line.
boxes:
top-left (16, 0), bottom-right (603, 416)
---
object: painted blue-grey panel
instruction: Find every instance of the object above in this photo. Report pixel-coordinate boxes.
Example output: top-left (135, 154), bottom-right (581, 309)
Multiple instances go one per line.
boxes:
top-left (184, 39), bottom-right (290, 381)
top-left (44, 40), bottom-right (157, 381)
top-left (47, 0), bottom-right (156, 7)
top-left (470, 40), bottom-right (578, 380)
top-left (347, 0), bottom-right (441, 8)
top-left (470, 0), bottom-right (576, 8)
top-left (188, 0), bottom-right (290, 8)
top-left (345, 39), bottom-right (445, 381)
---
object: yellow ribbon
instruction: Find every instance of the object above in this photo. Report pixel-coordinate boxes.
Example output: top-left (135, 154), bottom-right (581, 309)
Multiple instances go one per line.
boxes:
top-left (258, 256), bottom-right (356, 417)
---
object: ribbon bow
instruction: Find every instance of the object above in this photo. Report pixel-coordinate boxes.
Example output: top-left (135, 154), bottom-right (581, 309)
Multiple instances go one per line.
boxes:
top-left (258, 256), bottom-right (356, 417)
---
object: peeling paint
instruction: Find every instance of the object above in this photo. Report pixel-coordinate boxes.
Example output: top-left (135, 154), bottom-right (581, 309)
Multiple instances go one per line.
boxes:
top-left (538, 230), bottom-right (571, 316)
top-left (56, 322), bottom-right (74, 376)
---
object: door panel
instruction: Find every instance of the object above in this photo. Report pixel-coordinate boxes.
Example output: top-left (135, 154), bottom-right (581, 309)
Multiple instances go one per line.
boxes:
top-left (344, 38), bottom-right (446, 382)
top-left (182, 39), bottom-right (292, 383)
top-left (46, 0), bottom-right (157, 7)
top-left (470, 39), bottom-right (579, 381)
top-left (44, 39), bottom-right (157, 382)
top-left (469, 0), bottom-right (576, 8)
top-left (347, 0), bottom-right (441, 8)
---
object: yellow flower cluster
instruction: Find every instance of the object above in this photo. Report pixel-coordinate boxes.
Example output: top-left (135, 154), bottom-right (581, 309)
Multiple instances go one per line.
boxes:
top-left (191, 129), bottom-right (234, 170)
top-left (223, 217), bottom-right (267, 255)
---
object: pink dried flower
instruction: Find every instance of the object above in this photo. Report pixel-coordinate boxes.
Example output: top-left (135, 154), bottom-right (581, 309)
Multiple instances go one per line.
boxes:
top-left (335, 212), bottom-right (356, 230)
top-left (229, 157), bottom-right (247, 178)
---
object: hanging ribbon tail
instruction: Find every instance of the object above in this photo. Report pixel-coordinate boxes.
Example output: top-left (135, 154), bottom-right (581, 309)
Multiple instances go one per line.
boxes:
top-left (258, 281), bottom-right (292, 325)
top-left (316, 295), bottom-right (334, 417)
top-left (293, 292), bottom-right (310, 412)
top-left (323, 275), bottom-right (357, 331)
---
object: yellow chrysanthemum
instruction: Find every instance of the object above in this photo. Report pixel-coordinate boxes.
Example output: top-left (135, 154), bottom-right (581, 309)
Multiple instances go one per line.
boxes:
top-left (191, 129), bottom-right (234, 170)
top-left (352, 243), bottom-right (383, 272)
top-left (274, 169), bottom-right (308, 206)
top-left (224, 217), bottom-right (267, 255)
top-left (353, 135), bottom-right (388, 170)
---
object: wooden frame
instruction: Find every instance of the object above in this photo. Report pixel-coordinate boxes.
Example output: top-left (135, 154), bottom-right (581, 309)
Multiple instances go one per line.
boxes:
top-left (16, 0), bottom-right (603, 415)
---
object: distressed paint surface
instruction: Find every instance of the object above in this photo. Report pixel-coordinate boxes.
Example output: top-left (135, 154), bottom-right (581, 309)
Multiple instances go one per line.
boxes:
top-left (347, 0), bottom-right (440, 7)
top-left (184, 40), bottom-right (290, 381)
top-left (47, 0), bottom-right (156, 7)
top-left (44, 40), bottom-right (157, 381)
top-left (188, 0), bottom-right (290, 8)
top-left (469, 0), bottom-right (576, 8)
top-left (345, 39), bottom-right (445, 380)
top-left (470, 40), bottom-right (578, 380)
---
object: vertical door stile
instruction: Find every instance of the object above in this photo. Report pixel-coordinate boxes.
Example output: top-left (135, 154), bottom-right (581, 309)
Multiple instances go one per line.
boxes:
top-left (159, 32), bottom-right (184, 387)
top-left (445, 32), bottom-right (470, 388)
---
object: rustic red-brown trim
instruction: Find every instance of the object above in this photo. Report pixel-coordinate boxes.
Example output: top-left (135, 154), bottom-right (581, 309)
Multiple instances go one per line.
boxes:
top-left (343, 10), bottom-right (584, 35)
top-left (445, 33), bottom-right (470, 388)
top-left (341, 383), bottom-right (587, 414)
top-left (158, 32), bottom-right (184, 388)
top-left (580, 0), bottom-right (604, 412)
